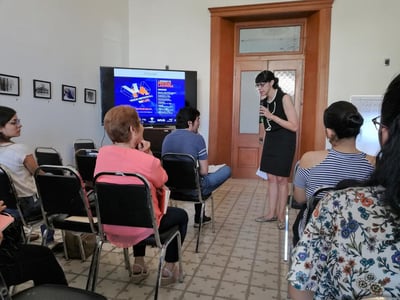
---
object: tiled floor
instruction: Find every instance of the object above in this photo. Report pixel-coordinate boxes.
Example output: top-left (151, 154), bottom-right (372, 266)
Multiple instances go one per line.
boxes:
top-left (15, 178), bottom-right (298, 299)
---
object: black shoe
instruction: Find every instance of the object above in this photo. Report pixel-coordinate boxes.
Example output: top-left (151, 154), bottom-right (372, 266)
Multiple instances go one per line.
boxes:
top-left (194, 215), bottom-right (212, 228)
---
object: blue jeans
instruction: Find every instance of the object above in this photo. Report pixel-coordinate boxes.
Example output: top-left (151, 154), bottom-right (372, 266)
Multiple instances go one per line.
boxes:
top-left (6, 196), bottom-right (54, 243)
top-left (195, 165), bottom-right (231, 219)
top-left (200, 165), bottom-right (231, 196)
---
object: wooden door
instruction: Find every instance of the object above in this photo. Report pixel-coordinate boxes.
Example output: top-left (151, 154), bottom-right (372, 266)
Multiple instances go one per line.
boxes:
top-left (231, 59), bottom-right (303, 178)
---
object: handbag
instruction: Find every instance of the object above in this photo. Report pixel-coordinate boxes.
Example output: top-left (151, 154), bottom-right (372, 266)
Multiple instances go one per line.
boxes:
top-left (64, 231), bottom-right (96, 259)
top-left (0, 214), bottom-right (14, 232)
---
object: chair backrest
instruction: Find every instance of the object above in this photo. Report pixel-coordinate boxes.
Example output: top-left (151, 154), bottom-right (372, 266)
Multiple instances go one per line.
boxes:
top-left (161, 153), bottom-right (200, 191)
top-left (34, 147), bottom-right (63, 175)
top-left (93, 172), bottom-right (160, 243)
top-left (75, 149), bottom-right (98, 183)
top-left (74, 139), bottom-right (96, 152)
top-left (0, 165), bottom-right (18, 210)
top-left (34, 165), bottom-right (95, 231)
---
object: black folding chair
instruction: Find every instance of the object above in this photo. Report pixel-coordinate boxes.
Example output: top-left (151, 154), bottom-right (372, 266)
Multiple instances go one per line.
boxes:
top-left (34, 147), bottom-right (64, 175)
top-left (34, 165), bottom-right (97, 261)
top-left (73, 139), bottom-right (96, 152)
top-left (75, 149), bottom-right (98, 190)
top-left (0, 271), bottom-right (106, 300)
top-left (87, 172), bottom-right (183, 299)
top-left (161, 153), bottom-right (214, 253)
top-left (0, 164), bottom-right (44, 244)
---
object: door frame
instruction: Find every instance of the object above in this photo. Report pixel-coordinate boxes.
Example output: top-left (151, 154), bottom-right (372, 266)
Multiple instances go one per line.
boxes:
top-left (208, 0), bottom-right (333, 173)
top-left (232, 59), bottom-right (303, 178)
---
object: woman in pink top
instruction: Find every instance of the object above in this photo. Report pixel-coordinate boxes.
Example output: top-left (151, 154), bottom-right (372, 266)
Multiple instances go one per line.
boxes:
top-left (94, 105), bottom-right (188, 286)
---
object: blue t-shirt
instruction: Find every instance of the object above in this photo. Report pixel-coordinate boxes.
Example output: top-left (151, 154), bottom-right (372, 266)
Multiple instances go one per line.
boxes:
top-left (161, 129), bottom-right (207, 160)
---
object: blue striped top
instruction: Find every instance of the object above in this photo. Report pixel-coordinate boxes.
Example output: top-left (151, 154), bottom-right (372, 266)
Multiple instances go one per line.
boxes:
top-left (294, 149), bottom-right (375, 199)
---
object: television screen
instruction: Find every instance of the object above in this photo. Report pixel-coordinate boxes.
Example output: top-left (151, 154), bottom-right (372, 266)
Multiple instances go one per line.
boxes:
top-left (100, 66), bottom-right (197, 126)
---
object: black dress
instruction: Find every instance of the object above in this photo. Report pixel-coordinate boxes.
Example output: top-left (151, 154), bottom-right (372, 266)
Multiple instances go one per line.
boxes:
top-left (260, 89), bottom-right (296, 177)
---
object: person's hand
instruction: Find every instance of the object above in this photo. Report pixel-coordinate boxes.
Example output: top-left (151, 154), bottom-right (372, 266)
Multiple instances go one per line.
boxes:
top-left (137, 140), bottom-right (152, 155)
top-left (260, 105), bottom-right (273, 119)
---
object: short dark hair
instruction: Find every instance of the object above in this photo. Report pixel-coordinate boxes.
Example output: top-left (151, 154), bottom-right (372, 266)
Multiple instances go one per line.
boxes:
top-left (323, 101), bottom-right (363, 139)
top-left (176, 106), bottom-right (200, 129)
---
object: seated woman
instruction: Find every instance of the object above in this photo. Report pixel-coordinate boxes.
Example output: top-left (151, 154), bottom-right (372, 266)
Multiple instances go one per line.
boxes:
top-left (288, 74), bottom-right (400, 299)
top-left (292, 101), bottom-right (375, 245)
top-left (94, 105), bottom-right (188, 286)
top-left (0, 201), bottom-right (67, 287)
top-left (0, 106), bottom-right (53, 243)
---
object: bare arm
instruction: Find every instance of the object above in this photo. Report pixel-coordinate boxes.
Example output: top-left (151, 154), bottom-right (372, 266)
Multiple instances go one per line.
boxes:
top-left (288, 284), bottom-right (314, 300)
top-left (294, 186), bottom-right (307, 204)
top-left (270, 94), bottom-right (299, 132)
top-left (198, 159), bottom-right (208, 176)
top-left (23, 154), bottom-right (40, 175)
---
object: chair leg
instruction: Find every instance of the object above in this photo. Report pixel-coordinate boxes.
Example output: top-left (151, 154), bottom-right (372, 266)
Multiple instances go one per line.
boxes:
top-left (283, 203), bottom-right (290, 262)
top-left (61, 230), bottom-right (69, 260)
top-left (77, 233), bottom-right (87, 262)
top-left (86, 238), bottom-right (103, 292)
top-left (210, 196), bottom-right (215, 233)
top-left (123, 248), bottom-right (132, 277)
top-left (176, 233), bottom-right (184, 283)
top-left (155, 246), bottom-right (167, 300)
top-left (195, 202), bottom-right (205, 253)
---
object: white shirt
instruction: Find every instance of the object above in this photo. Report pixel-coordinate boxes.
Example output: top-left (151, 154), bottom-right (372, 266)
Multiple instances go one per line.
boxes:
top-left (0, 142), bottom-right (37, 197)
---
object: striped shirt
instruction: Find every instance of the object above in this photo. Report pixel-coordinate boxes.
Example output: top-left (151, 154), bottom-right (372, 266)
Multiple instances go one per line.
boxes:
top-left (294, 149), bottom-right (374, 199)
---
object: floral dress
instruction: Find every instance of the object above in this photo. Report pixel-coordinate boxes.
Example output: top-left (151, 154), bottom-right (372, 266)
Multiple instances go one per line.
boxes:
top-left (287, 186), bottom-right (400, 299)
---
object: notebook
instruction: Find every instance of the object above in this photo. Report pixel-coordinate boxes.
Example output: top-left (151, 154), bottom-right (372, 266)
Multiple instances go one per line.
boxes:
top-left (208, 164), bottom-right (226, 174)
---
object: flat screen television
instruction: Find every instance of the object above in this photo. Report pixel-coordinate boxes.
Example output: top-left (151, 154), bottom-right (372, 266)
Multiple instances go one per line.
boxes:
top-left (100, 66), bottom-right (197, 127)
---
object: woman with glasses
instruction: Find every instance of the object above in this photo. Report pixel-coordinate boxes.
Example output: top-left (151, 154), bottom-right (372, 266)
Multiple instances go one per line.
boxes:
top-left (255, 70), bottom-right (298, 230)
top-left (288, 74), bottom-right (400, 299)
top-left (0, 106), bottom-right (53, 243)
top-left (291, 101), bottom-right (375, 245)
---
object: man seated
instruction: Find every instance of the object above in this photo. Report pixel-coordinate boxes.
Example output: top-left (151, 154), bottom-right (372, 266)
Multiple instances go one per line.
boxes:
top-left (161, 106), bottom-right (231, 227)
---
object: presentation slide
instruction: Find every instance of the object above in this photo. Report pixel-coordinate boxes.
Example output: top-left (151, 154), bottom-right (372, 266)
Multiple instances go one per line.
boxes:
top-left (113, 69), bottom-right (185, 124)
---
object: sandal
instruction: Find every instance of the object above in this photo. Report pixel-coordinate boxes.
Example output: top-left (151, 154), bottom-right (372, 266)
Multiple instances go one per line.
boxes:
top-left (255, 216), bottom-right (277, 222)
top-left (277, 221), bottom-right (285, 230)
top-left (161, 265), bottom-right (179, 287)
top-left (131, 263), bottom-right (149, 284)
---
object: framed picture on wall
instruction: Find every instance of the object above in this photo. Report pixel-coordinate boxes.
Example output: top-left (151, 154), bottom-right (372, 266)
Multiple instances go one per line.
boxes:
top-left (62, 84), bottom-right (76, 102)
top-left (0, 73), bottom-right (20, 96)
top-left (84, 88), bottom-right (96, 104)
top-left (33, 79), bottom-right (51, 99)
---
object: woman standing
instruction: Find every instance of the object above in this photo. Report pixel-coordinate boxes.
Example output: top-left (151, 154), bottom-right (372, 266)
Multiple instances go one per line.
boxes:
top-left (255, 71), bottom-right (298, 229)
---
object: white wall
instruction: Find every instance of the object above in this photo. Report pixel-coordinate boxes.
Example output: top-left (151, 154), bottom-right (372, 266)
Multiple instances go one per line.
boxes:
top-left (1, 0), bottom-right (399, 164)
top-left (0, 0), bottom-right (129, 164)
top-left (129, 0), bottom-right (400, 147)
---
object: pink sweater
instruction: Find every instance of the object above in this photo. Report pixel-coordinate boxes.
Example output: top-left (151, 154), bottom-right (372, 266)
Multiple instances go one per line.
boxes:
top-left (94, 145), bottom-right (167, 248)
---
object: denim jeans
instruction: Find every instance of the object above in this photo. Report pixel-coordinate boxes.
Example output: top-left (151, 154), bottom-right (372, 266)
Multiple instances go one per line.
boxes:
top-left (5, 196), bottom-right (54, 243)
top-left (200, 165), bottom-right (231, 196)
top-left (194, 165), bottom-right (231, 219)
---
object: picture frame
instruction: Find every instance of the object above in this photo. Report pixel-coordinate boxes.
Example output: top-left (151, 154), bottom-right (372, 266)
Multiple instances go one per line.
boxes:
top-left (0, 73), bottom-right (20, 96)
top-left (84, 88), bottom-right (96, 104)
top-left (33, 79), bottom-right (51, 99)
top-left (62, 84), bottom-right (76, 102)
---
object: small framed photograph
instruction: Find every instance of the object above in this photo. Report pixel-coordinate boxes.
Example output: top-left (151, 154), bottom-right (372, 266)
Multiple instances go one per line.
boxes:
top-left (84, 88), bottom-right (96, 104)
top-left (62, 84), bottom-right (76, 102)
top-left (33, 79), bottom-right (51, 99)
top-left (0, 73), bottom-right (20, 96)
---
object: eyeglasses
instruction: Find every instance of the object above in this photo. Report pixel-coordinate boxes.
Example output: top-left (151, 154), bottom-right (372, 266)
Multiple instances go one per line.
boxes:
top-left (255, 82), bottom-right (267, 89)
top-left (372, 116), bottom-right (383, 130)
top-left (8, 118), bottom-right (21, 126)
